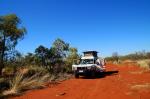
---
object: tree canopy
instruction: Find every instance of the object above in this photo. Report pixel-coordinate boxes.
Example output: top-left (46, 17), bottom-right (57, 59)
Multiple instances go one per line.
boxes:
top-left (0, 14), bottom-right (26, 75)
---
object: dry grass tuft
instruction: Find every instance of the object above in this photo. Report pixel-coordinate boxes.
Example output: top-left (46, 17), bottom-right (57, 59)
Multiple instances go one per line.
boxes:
top-left (131, 83), bottom-right (150, 90)
top-left (129, 71), bottom-right (143, 74)
top-left (2, 72), bottom-right (50, 96)
top-left (1, 65), bottom-right (72, 97)
top-left (137, 59), bottom-right (150, 69)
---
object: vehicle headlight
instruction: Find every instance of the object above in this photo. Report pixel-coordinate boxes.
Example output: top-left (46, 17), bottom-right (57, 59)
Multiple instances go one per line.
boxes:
top-left (87, 66), bottom-right (91, 69)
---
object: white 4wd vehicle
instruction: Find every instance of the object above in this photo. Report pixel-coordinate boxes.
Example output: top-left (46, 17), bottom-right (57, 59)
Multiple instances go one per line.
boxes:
top-left (72, 51), bottom-right (106, 78)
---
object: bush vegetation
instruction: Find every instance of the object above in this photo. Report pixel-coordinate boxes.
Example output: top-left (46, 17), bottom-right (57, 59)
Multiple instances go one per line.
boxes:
top-left (105, 51), bottom-right (150, 69)
top-left (0, 14), bottom-right (79, 97)
top-left (137, 60), bottom-right (150, 69)
top-left (106, 51), bottom-right (150, 61)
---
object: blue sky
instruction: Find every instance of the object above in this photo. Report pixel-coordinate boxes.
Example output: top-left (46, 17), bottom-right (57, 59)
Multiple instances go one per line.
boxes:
top-left (0, 0), bottom-right (150, 57)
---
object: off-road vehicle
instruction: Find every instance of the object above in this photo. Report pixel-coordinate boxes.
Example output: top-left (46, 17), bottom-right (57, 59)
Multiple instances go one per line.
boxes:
top-left (72, 51), bottom-right (106, 78)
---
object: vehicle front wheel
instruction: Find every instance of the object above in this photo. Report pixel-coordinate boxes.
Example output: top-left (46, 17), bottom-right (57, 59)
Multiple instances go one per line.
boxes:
top-left (91, 71), bottom-right (95, 78)
top-left (75, 72), bottom-right (79, 78)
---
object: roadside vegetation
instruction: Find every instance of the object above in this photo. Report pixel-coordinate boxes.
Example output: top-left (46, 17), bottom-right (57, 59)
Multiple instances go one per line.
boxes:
top-left (137, 59), bottom-right (150, 69)
top-left (105, 51), bottom-right (150, 69)
top-left (0, 14), bottom-right (80, 98)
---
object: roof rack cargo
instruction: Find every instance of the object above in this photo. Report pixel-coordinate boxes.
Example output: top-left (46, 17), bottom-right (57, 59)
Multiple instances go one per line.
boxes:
top-left (83, 51), bottom-right (98, 57)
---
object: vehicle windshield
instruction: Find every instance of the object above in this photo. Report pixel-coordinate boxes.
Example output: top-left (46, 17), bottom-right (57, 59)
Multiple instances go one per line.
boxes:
top-left (80, 59), bottom-right (94, 64)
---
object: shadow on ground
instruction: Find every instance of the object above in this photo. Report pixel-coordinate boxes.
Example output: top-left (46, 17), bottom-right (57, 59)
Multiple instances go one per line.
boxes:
top-left (105, 70), bottom-right (119, 76)
top-left (80, 70), bottom-right (119, 79)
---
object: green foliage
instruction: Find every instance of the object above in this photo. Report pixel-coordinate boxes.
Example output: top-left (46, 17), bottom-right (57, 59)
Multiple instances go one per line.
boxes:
top-left (35, 45), bottom-right (49, 66)
top-left (25, 65), bottom-right (49, 77)
top-left (105, 51), bottom-right (150, 62)
top-left (20, 38), bottom-right (79, 74)
top-left (24, 53), bottom-right (36, 65)
top-left (0, 14), bottom-right (26, 75)
top-left (0, 14), bottom-right (79, 97)
top-left (105, 57), bottom-right (115, 62)
top-left (64, 47), bottom-right (80, 73)
top-left (145, 52), bottom-right (150, 59)
top-left (119, 51), bottom-right (149, 61)
top-left (105, 52), bottom-right (119, 62)
top-left (52, 38), bottom-right (69, 59)
top-left (48, 38), bottom-right (70, 73)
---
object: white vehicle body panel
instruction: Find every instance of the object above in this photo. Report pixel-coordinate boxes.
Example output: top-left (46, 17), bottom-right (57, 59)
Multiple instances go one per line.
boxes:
top-left (72, 63), bottom-right (105, 72)
top-left (81, 56), bottom-right (95, 59)
top-left (72, 64), bottom-right (95, 68)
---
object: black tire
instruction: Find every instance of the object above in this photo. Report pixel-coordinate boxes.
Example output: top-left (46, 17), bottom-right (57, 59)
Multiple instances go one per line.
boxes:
top-left (91, 71), bottom-right (95, 78)
top-left (75, 72), bottom-right (79, 78)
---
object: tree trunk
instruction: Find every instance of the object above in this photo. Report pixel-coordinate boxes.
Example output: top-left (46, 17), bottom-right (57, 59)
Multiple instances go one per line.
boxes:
top-left (0, 35), bottom-right (5, 75)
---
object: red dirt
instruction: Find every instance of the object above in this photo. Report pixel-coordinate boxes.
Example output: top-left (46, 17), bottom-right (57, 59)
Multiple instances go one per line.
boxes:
top-left (11, 64), bottom-right (150, 99)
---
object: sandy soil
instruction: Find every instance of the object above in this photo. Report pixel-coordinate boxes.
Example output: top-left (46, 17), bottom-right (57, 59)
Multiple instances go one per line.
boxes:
top-left (11, 64), bottom-right (150, 99)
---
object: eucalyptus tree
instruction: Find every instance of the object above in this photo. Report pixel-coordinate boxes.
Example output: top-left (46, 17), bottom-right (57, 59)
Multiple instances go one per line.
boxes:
top-left (0, 14), bottom-right (26, 75)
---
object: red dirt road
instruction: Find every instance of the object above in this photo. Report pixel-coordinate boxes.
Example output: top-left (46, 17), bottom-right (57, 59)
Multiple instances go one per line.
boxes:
top-left (11, 64), bottom-right (150, 99)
